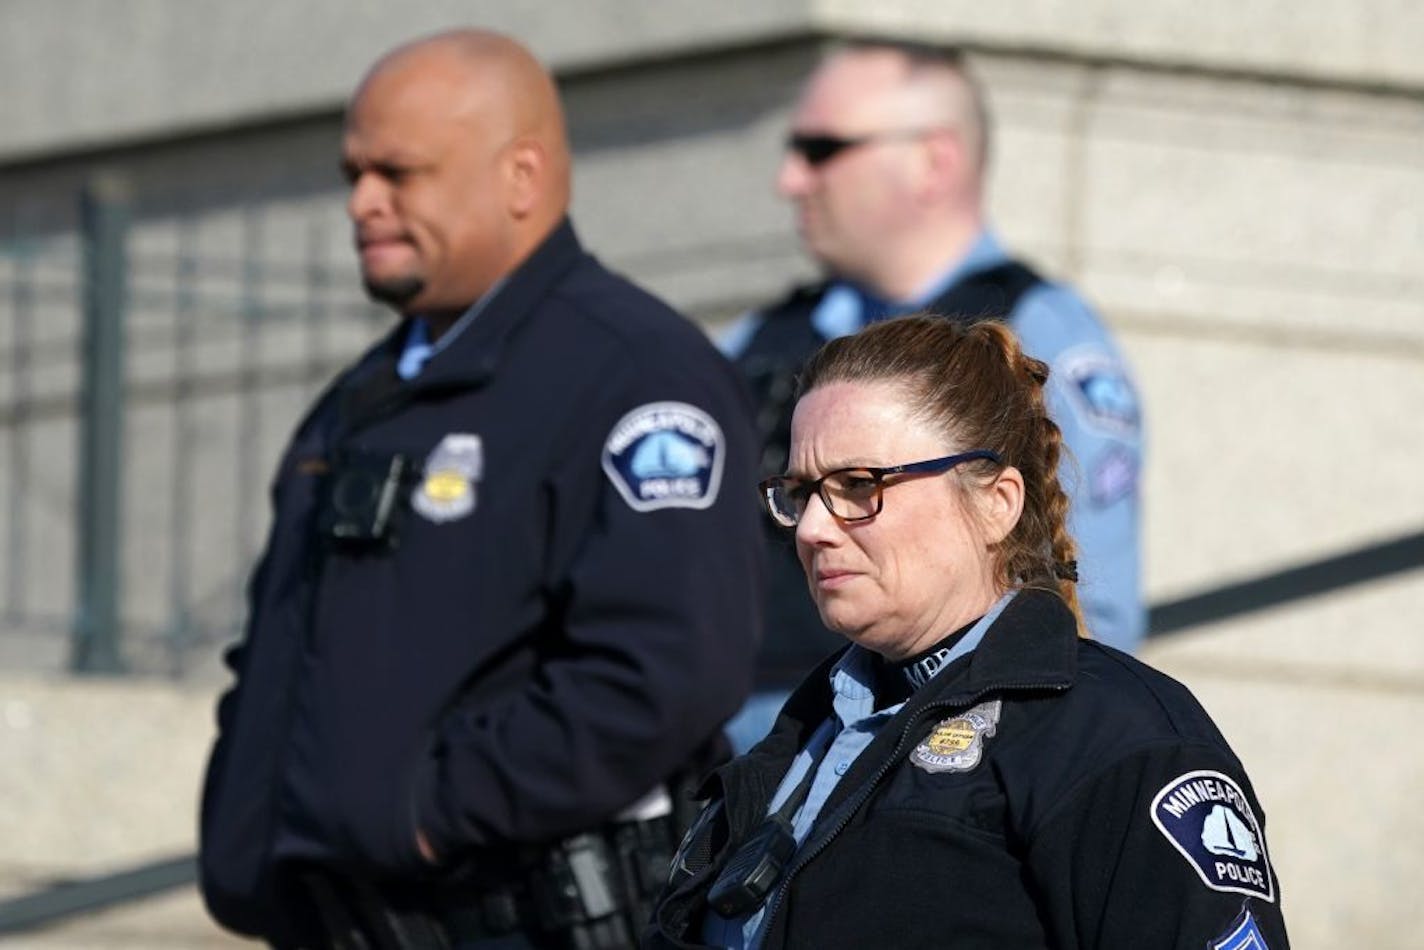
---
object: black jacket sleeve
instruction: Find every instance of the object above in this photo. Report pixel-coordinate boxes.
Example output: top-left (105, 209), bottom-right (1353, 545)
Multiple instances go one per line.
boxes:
top-left (1026, 741), bottom-right (1290, 949)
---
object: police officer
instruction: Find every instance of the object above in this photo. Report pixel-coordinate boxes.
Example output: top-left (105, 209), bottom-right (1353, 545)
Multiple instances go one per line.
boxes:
top-left (199, 30), bottom-right (762, 949)
top-left (723, 41), bottom-right (1143, 750)
top-left (649, 317), bottom-right (1287, 949)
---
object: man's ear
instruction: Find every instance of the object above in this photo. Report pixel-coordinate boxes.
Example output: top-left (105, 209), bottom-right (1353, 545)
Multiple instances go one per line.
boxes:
top-left (506, 138), bottom-right (545, 219)
top-left (918, 127), bottom-right (966, 201)
top-left (978, 464), bottom-right (1025, 546)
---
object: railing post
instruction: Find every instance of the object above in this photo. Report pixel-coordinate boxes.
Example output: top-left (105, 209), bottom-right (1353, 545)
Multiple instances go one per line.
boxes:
top-left (72, 174), bottom-right (129, 674)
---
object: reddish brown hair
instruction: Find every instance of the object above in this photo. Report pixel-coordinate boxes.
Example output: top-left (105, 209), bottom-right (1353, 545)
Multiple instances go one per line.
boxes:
top-left (797, 315), bottom-right (1085, 632)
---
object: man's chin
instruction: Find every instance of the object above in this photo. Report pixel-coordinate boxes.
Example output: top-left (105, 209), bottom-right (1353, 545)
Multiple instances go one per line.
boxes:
top-left (362, 275), bottom-right (425, 309)
top-left (801, 240), bottom-right (843, 279)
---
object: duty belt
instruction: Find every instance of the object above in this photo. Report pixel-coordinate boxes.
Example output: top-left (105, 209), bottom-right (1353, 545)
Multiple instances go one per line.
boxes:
top-left (295, 814), bottom-right (676, 950)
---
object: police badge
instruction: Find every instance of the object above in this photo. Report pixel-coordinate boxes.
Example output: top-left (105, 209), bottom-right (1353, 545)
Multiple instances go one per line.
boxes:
top-left (413, 433), bottom-right (482, 524)
top-left (910, 700), bottom-right (1002, 774)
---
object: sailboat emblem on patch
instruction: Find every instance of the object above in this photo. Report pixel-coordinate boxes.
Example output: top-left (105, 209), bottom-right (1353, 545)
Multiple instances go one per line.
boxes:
top-left (601, 402), bottom-right (724, 512)
top-left (910, 700), bottom-right (1001, 774)
top-left (1150, 770), bottom-right (1274, 902)
top-left (413, 433), bottom-right (482, 524)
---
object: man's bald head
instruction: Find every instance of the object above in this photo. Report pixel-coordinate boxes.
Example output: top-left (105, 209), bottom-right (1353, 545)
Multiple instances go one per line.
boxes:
top-left (358, 30), bottom-right (572, 195)
top-left (342, 30), bottom-right (571, 326)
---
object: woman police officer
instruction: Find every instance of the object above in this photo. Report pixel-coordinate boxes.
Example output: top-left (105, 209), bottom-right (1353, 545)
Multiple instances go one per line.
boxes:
top-left (646, 316), bottom-right (1289, 949)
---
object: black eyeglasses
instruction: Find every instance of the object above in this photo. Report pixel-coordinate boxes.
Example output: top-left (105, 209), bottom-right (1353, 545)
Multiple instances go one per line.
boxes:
top-left (786, 128), bottom-right (941, 167)
top-left (760, 450), bottom-right (1002, 528)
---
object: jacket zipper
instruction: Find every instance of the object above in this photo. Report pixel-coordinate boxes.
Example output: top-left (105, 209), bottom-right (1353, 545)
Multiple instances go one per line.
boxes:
top-left (758, 680), bottom-right (1069, 946)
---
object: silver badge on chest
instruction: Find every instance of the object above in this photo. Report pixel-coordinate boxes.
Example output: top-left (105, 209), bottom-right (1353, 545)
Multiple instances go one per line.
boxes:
top-left (910, 700), bottom-right (1002, 774)
top-left (413, 433), bottom-right (482, 524)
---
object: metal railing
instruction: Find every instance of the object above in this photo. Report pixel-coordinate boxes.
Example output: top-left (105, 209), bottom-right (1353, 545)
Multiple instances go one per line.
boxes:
top-left (0, 178), bottom-right (387, 677)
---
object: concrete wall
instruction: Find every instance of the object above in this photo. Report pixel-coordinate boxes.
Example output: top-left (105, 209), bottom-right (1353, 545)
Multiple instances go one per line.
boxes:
top-left (3, 1), bottom-right (1420, 163)
top-left (2, 3), bottom-right (1422, 946)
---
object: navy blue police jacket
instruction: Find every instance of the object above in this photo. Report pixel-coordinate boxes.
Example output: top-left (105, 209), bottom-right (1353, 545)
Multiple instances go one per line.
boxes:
top-left (648, 589), bottom-right (1290, 950)
top-left (199, 220), bottom-right (763, 941)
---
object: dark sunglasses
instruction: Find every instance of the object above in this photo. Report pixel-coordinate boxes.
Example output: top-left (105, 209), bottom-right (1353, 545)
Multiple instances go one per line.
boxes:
top-left (786, 128), bottom-right (938, 167)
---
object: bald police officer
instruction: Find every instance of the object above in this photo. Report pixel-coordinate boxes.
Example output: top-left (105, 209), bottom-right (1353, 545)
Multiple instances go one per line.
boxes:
top-left (199, 30), bottom-right (762, 949)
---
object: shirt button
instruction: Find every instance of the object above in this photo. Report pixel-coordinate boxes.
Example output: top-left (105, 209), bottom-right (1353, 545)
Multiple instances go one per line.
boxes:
top-left (834, 760), bottom-right (851, 775)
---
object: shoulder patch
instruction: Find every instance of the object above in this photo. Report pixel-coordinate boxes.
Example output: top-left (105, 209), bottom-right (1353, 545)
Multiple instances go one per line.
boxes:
top-left (1150, 770), bottom-right (1275, 903)
top-left (602, 401), bottom-right (724, 512)
top-left (1089, 444), bottom-right (1139, 507)
top-left (1056, 346), bottom-right (1140, 438)
top-left (1212, 908), bottom-right (1270, 950)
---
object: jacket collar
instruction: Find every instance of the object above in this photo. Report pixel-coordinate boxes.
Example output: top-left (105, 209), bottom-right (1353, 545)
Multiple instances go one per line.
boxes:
top-left (937, 585), bottom-right (1079, 701)
top-left (404, 218), bottom-right (585, 393)
top-left (720, 588), bottom-right (1080, 801)
top-left (798, 586), bottom-right (1076, 725)
top-left (326, 220), bottom-right (585, 439)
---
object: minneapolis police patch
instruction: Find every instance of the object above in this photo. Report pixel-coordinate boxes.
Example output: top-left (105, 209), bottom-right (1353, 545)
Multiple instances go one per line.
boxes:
top-left (1212, 909), bottom-right (1271, 950)
top-left (602, 402), bottom-right (724, 512)
top-left (1150, 770), bottom-right (1274, 903)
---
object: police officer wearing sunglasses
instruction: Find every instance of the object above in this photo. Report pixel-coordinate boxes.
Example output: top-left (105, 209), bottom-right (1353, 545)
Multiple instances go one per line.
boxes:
top-left (720, 40), bottom-right (1145, 754)
top-left (647, 316), bottom-right (1289, 950)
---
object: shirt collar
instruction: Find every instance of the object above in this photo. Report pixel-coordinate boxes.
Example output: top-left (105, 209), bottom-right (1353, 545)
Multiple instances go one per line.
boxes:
top-left (904, 229), bottom-right (1008, 305)
top-left (812, 228), bottom-right (1008, 339)
top-left (826, 647), bottom-right (882, 727)
top-left (397, 219), bottom-right (585, 392)
top-left (396, 276), bottom-right (509, 381)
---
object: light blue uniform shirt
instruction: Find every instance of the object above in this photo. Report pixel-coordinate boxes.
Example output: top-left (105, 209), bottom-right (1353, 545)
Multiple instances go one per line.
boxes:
top-left (395, 280), bottom-right (506, 381)
top-left (703, 595), bottom-right (1013, 949)
top-left (720, 231), bottom-right (1145, 652)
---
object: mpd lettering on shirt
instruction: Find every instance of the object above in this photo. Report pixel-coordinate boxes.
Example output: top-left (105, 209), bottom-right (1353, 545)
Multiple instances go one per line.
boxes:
top-left (903, 647), bottom-right (952, 690)
top-left (602, 401), bottom-right (724, 512)
top-left (1150, 770), bottom-right (1274, 903)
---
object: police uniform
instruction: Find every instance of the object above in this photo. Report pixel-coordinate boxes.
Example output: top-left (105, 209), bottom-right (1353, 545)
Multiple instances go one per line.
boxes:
top-left (648, 588), bottom-right (1290, 950)
top-left (199, 220), bottom-right (764, 948)
top-left (721, 231), bottom-right (1144, 711)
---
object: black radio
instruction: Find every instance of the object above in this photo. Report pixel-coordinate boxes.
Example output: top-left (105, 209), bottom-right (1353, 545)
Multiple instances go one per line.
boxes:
top-left (704, 816), bottom-right (797, 918)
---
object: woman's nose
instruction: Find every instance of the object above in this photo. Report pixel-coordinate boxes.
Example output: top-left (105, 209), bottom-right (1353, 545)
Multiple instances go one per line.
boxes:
top-left (795, 491), bottom-right (839, 547)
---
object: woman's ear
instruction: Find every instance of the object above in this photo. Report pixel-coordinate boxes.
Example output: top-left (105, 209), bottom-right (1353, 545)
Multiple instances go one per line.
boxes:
top-left (978, 465), bottom-right (1025, 545)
